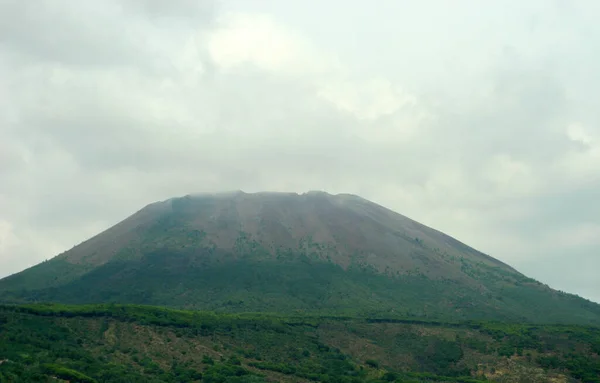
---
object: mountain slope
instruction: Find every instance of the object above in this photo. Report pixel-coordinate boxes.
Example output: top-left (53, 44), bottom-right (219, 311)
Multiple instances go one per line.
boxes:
top-left (1, 191), bottom-right (599, 324)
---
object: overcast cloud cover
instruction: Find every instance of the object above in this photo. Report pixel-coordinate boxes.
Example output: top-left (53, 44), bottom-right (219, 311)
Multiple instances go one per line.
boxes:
top-left (1, 0), bottom-right (599, 302)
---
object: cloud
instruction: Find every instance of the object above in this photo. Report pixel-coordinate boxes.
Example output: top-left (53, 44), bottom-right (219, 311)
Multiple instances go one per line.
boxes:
top-left (1, 0), bottom-right (599, 303)
top-left (207, 13), bottom-right (332, 75)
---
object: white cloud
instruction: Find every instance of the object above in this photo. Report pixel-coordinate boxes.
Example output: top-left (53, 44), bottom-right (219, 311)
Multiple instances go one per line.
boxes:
top-left (318, 78), bottom-right (415, 119)
top-left (207, 12), bottom-right (334, 75)
top-left (549, 223), bottom-right (600, 249)
top-left (566, 123), bottom-right (594, 147)
top-left (483, 154), bottom-right (539, 196)
top-left (558, 123), bottom-right (600, 180)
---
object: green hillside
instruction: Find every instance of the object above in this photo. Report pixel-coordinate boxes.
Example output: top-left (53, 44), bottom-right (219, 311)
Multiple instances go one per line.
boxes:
top-left (2, 251), bottom-right (600, 325)
top-left (1, 304), bottom-right (599, 382)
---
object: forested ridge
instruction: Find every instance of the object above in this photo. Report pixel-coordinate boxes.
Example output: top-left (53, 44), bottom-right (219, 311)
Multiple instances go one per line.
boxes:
top-left (1, 304), bottom-right (599, 382)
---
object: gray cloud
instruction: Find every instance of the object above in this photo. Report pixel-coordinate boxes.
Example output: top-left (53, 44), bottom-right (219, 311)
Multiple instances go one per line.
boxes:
top-left (1, 0), bottom-right (599, 303)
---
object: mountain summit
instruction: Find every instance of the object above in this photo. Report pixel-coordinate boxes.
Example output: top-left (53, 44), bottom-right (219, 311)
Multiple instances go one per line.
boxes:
top-left (1, 191), bottom-right (599, 324)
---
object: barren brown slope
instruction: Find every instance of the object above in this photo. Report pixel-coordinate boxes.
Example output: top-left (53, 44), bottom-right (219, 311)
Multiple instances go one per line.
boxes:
top-left (58, 190), bottom-right (515, 277)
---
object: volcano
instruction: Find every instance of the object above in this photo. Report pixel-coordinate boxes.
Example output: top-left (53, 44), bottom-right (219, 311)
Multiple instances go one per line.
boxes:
top-left (1, 191), bottom-right (598, 324)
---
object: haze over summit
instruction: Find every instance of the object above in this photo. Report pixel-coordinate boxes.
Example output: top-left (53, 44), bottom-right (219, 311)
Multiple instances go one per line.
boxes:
top-left (1, 0), bottom-right (600, 304)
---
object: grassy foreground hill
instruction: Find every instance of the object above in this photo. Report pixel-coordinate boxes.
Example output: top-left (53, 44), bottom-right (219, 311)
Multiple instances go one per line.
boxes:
top-left (1, 303), bottom-right (599, 382)
top-left (1, 191), bottom-right (600, 325)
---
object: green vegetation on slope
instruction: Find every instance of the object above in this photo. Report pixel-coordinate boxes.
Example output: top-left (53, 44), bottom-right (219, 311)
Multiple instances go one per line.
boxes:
top-left (2, 248), bottom-right (599, 326)
top-left (1, 304), bottom-right (599, 382)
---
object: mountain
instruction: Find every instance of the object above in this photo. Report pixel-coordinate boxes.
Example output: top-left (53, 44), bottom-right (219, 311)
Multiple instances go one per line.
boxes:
top-left (1, 191), bottom-right (599, 324)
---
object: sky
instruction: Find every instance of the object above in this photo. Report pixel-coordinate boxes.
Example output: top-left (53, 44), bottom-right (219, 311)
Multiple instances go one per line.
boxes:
top-left (1, 0), bottom-right (599, 303)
